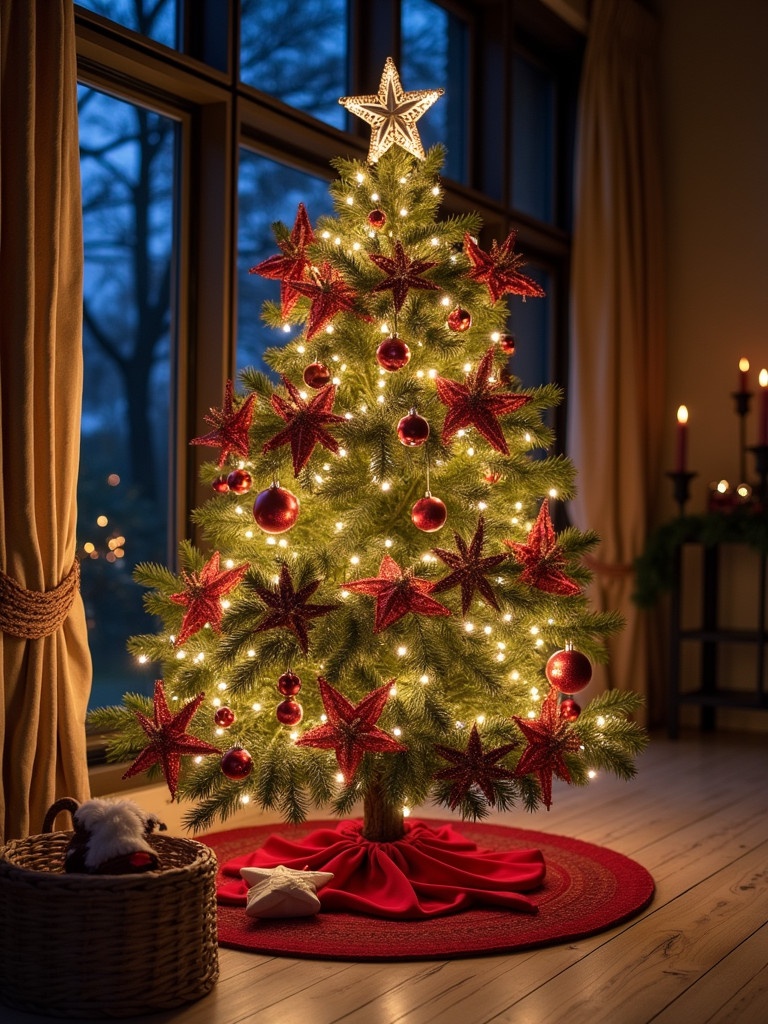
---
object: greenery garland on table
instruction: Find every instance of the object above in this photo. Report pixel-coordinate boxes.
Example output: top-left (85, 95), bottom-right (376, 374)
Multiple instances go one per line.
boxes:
top-left (633, 509), bottom-right (768, 608)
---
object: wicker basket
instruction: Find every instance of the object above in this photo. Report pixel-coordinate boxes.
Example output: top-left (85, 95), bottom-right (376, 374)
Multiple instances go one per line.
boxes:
top-left (0, 803), bottom-right (219, 1018)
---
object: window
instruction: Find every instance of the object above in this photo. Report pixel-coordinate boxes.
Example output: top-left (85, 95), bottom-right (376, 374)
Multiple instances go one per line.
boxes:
top-left (76, 0), bottom-right (178, 49)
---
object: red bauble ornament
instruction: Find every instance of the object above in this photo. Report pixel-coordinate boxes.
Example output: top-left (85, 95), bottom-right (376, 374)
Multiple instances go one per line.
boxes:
top-left (276, 698), bottom-right (304, 726)
top-left (559, 698), bottom-right (581, 723)
top-left (253, 485), bottom-right (300, 534)
top-left (277, 670), bottom-right (302, 696)
top-left (226, 468), bottom-right (252, 494)
top-left (397, 410), bottom-right (430, 447)
top-left (376, 336), bottom-right (411, 371)
top-left (368, 209), bottom-right (387, 229)
top-left (214, 706), bottom-right (236, 728)
top-left (303, 362), bottom-right (332, 389)
top-left (499, 334), bottom-right (516, 354)
top-left (447, 307), bottom-right (472, 332)
top-left (221, 746), bottom-right (253, 780)
top-left (545, 647), bottom-right (593, 694)
top-left (212, 475), bottom-right (230, 493)
top-left (411, 495), bottom-right (447, 532)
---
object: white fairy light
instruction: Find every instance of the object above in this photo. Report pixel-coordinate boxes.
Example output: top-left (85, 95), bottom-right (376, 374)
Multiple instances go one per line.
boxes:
top-left (491, 331), bottom-right (500, 342)
top-left (419, 674), bottom-right (429, 684)
top-left (464, 621), bottom-right (474, 632)
top-left (247, 649), bottom-right (256, 658)
top-left (381, 481), bottom-right (391, 491)
top-left (225, 558), bottom-right (235, 568)
top-left (403, 805), bottom-right (411, 817)
top-left (384, 538), bottom-right (393, 548)
top-left (340, 589), bottom-right (350, 599)
top-left (441, 296), bottom-right (451, 307)
top-left (235, 505), bottom-right (244, 515)
top-left (252, 702), bottom-right (262, 712)
top-left (371, 191), bottom-right (379, 201)
top-left (266, 536), bottom-right (277, 545)
top-left (393, 727), bottom-right (402, 737)
top-left (176, 650), bottom-right (186, 660)
top-left (431, 236), bottom-right (439, 246)
top-left (588, 769), bottom-right (597, 779)
top-left (483, 625), bottom-right (492, 635)
top-left (137, 654), bottom-right (148, 664)
top-left (212, 697), bottom-right (221, 707)
top-left (389, 684), bottom-right (397, 696)
top-left (396, 645), bottom-right (407, 657)
top-left (296, 344), bottom-right (306, 354)
top-left (240, 794), bottom-right (251, 805)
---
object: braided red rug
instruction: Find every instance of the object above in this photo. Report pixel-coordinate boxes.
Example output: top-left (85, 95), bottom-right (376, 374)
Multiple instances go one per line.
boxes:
top-left (203, 819), bottom-right (654, 960)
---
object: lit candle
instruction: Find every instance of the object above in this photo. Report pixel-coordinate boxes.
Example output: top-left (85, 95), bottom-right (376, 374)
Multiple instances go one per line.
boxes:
top-left (739, 357), bottom-right (750, 393)
top-left (676, 405), bottom-right (688, 472)
top-left (759, 370), bottom-right (768, 445)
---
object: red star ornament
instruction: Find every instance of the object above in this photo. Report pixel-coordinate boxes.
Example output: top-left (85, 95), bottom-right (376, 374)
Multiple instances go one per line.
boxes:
top-left (344, 554), bottom-right (451, 633)
top-left (504, 501), bottom-right (581, 596)
top-left (190, 379), bottom-right (257, 468)
top-left (513, 688), bottom-right (581, 808)
top-left (122, 680), bottom-right (221, 800)
top-left (289, 261), bottom-right (371, 339)
top-left (369, 240), bottom-right (439, 313)
top-left (464, 230), bottom-right (546, 304)
top-left (169, 552), bottom-right (248, 647)
top-left (435, 347), bottom-right (531, 455)
top-left (434, 724), bottom-right (518, 808)
top-left (249, 203), bottom-right (315, 318)
top-left (295, 677), bottom-right (406, 783)
top-left (262, 376), bottom-right (346, 475)
top-left (253, 563), bottom-right (338, 654)
top-left (431, 516), bottom-right (506, 616)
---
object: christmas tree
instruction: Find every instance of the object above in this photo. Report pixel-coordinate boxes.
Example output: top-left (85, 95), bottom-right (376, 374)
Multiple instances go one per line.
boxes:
top-left (92, 58), bottom-right (646, 846)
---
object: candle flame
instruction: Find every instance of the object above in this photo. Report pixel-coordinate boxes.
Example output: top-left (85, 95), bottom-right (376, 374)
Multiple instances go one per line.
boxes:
top-left (677, 405), bottom-right (688, 424)
top-left (760, 369), bottom-right (768, 388)
top-left (739, 357), bottom-right (750, 372)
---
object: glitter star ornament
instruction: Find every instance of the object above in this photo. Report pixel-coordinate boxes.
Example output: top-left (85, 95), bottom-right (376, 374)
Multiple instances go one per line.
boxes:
top-left (431, 517), bottom-right (506, 615)
top-left (434, 724), bottom-right (518, 808)
top-left (190, 379), bottom-right (257, 468)
top-left (435, 347), bottom-right (532, 455)
top-left (241, 864), bottom-right (334, 918)
top-left (339, 56), bottom-right (444, 163)
top-left (513, 688), bottom-right (581, 808)
top-left (262, 376), bottom-right (346, 475)
top-left (295, 677), bottom-right (406, 782)
top-left (290, 261), bottom-right (370, 339)
top-left (252, 563), bottom-right (338, 654)
top-left (249, 202), bottom-right (315, 317)
top-left (169, 552), bottom-right (248, 647)
top-left (464, 230), bottom-right (546, 304)
top-left (344, 554), bottom-right (451, 632)
top-left (369, 240), bottom-right (439, 312)
top-left (122, 680), bottom-right (221, 800)
top-left (504, 501), bottom-right (581, 596)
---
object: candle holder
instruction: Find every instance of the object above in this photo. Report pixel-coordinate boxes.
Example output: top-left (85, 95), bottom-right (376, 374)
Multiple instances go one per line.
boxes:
top-left (732, 390), bottom-right (753, 483)
top-left (667, 470), bottom-right (697, 516)
top-left (748, 444), bottom-right (768, 504)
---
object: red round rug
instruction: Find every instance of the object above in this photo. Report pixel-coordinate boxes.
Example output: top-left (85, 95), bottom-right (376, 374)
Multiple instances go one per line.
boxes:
top-left (203, 819), bottom-right (654, 961)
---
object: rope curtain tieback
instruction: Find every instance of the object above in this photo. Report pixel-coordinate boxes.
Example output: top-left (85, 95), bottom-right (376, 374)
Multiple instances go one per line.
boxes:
top-left (0, 559), bottom-right (81, 639)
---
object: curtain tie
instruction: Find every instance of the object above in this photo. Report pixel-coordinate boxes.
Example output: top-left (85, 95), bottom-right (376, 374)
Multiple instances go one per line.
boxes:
top-left (0, 559), bottom-right (81, 639)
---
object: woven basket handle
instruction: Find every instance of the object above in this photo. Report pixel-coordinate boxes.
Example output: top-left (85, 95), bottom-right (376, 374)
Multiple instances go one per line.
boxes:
top-left (42, 797), bottom-right (81, 833)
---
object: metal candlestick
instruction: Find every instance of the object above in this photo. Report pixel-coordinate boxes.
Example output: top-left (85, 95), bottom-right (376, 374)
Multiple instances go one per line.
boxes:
top-left (667, 470), bottom-right (697, 516)
top-left (732, 390), bottom-right (753, 484)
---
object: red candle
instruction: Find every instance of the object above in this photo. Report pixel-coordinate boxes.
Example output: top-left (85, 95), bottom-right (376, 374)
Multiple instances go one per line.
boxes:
top-left (759, 370), bottom-right (768, 445)
top-left (676, 406), bottom-right (688, 472)
top-left (739, 357), bottom-right (750, 393)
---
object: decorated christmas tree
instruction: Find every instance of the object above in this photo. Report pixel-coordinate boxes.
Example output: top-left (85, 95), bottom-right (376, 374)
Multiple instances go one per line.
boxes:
top-left (92, 58), bottom-right (646, 852)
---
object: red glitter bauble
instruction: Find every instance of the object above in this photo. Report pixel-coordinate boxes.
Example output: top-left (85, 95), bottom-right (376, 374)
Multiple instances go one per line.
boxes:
top-left (397, 410), bottom-right (430, 447)
top-left (226, 469), bottom-right (252, 494)
top-left (559, 698), bottom-right (581, 723)
top-left (214, 706), bottom-right (236, 728)
top-left (276, 699), bottom-right (304, 726)
top-left (499, 334), bottom-right (516, 354)
top-left (376, 336), bottom-right (411, 371)
top-left (545, 648), bottom-right (593, 694)
top-left (447, 307), bottom-right (472, 332)
top-left (367, 209), bottom-right (387, 229)
top-left (411, 495), bottom-right (447, 532)
top-left (221, 746), bottom-right (253, 780)
top-left (253, 485), bottom-right (300, 534)
top-left (277, 670), bottom-right (302, 696)
top-left (212, 475), bottom-right (229, 493)
top-left (303, 361), bottom-right (332, 389)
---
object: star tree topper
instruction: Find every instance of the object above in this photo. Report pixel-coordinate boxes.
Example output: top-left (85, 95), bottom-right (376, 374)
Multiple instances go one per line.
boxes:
top-left (295, 677), bottom-right (406, 783)
top-left (513, 688), bottom-right (581, 808)
top-left (434, 723), bottom-right (518, 809)
top-left (344, 554), bottom-right (451, 633)
top-left (189, 379), bottom-right (257, 468)
top-left (339, 56), bottom-right (444, 162)
top-left (249, 202), bottom-right (315, 318)
top-left (504, 501), bottom-right (581, 596)
top-left (122, 680), bottom-right (221, 800)
top-left (169, 551), bottom-right (248, 647)
top-left (262, 376), bottom-right (346, 475)
top-left (464, 230), bottom-right (546, 304)
top-left (252, 562), bottom-right (338, 654)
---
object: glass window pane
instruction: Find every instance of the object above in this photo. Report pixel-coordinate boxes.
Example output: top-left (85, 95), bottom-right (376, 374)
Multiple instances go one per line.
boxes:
top-left (237, 150), bottom-right (335, 375)
top-left (506, 265), bottom-right (552, 391)
top-left (239, 0), bottom-right (348, 129)
top-left (511, 55), bottom-right (555, 223)
top-left (78, 85), bottom-right (177, 710)
top-left (76, 0), bottom-right (178, 49)
top-left (401, 0), bottom-right (468, 183)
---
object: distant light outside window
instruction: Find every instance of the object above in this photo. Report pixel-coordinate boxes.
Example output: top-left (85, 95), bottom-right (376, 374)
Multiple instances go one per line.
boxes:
top-left (511, 56), bottom-right (555, 224)
top-left (76, 0), bottom-right (178, 49)
top-left (237, 149), bottom-right (335, 375)
top-left (401, 0), bottom-right (468, 183)
top-left (507, 265), bottom-right (552, 393)
top-left (78, 85), bottom-right (176, 710)
top-left (240, 0), bottom-right (348, 129)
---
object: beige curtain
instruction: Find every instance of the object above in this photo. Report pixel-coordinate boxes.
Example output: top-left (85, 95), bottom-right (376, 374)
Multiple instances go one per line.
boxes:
top-left (0, 0), bottom-right (91, 841)
top-left (567, 0), bottom-right (665, 722)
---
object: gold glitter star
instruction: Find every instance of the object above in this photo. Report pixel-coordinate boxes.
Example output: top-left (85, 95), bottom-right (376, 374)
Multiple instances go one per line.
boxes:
top-left (339, 56), bottom-right (444, 163)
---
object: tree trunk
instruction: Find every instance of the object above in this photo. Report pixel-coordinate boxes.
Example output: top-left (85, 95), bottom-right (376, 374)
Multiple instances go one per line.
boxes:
top-left (362, 779), bottom-right (405, 842)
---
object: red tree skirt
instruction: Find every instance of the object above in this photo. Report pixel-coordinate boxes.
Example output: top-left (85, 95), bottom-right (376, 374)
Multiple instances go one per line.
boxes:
top-left (217, 818), bottom-right (546, 918)
top-left (207, 819), bottom-right (654, 960)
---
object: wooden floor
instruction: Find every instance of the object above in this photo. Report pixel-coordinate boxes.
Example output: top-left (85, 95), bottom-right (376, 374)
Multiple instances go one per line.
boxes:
top-left (4, 731), bottom-right (767, 1024)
